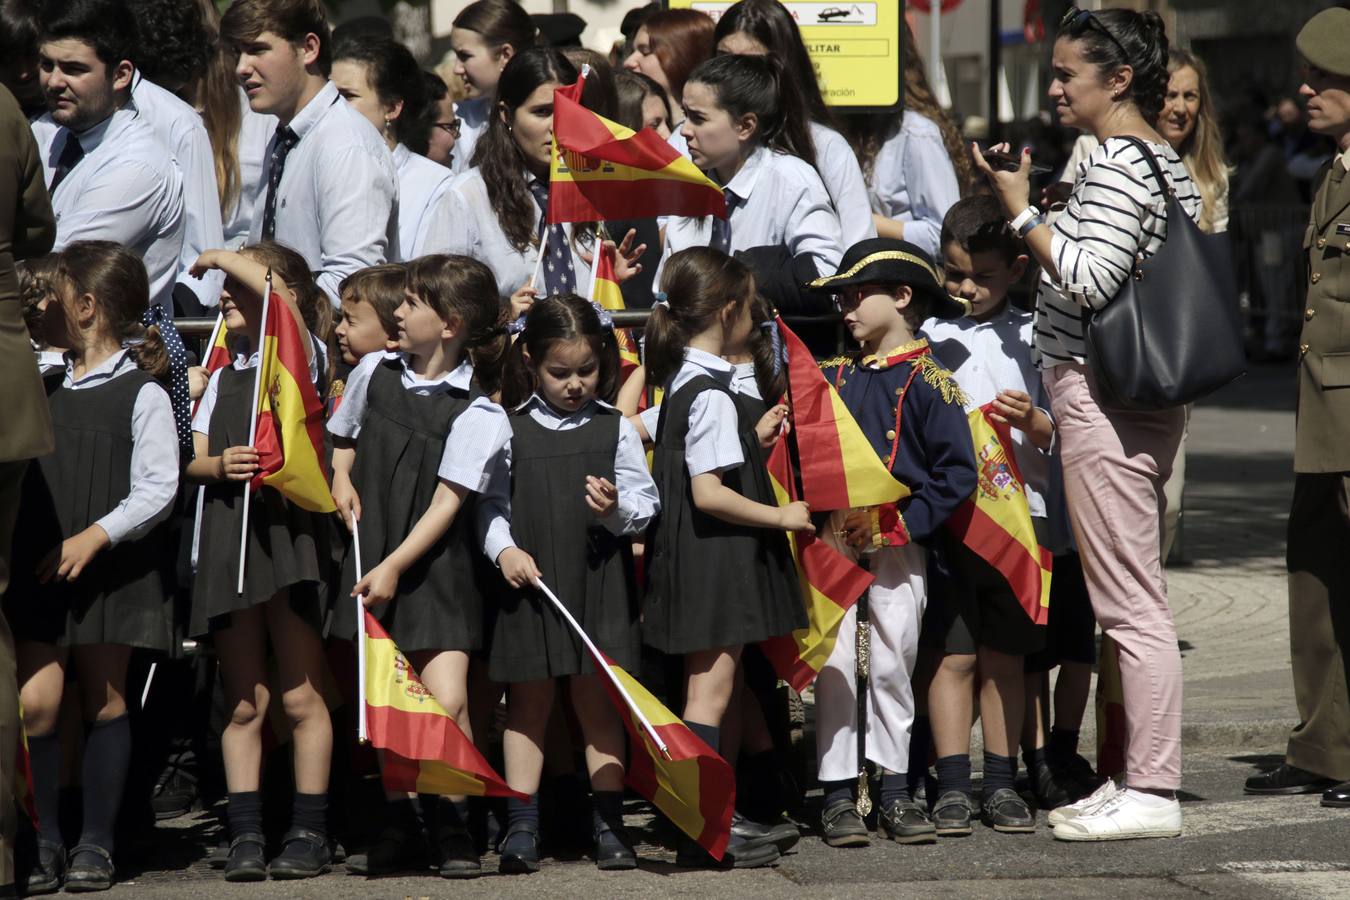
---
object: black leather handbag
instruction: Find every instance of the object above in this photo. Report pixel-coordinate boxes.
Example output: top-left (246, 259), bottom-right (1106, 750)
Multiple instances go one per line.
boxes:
top-left (1081, 136), bottom-right (1245, 410)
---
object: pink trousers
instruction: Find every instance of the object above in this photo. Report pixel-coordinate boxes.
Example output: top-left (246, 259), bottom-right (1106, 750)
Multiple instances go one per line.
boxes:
top-left (1043, 363), bottom-right (1187, 790)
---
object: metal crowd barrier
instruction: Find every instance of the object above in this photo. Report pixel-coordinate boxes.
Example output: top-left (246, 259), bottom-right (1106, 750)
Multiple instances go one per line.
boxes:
top-left (1227, 203), bottom-right (1311, 356)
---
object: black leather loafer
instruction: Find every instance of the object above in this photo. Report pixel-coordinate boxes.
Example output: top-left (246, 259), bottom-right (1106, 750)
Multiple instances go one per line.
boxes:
top-left (1244, 764), bottom-right (1336, 796)
top-left (593, 822), bottom-right (637, 871)
top-left (268, 827), bottom-right (332, 880)
top-left (64, 844), bottom-right (114, 893)
top-left (820, 799), bottom-right (870, 848)
top-left (982, 788), bottom-right (1036, 833)
top-left (498, 822), bottom-right (541, 875)
top-left (222, 833), bottom-right (267, 883)
top-left (1322, 781), bottom-right (1350, 808)
top-left (931, 791), bottom-right (975, 836)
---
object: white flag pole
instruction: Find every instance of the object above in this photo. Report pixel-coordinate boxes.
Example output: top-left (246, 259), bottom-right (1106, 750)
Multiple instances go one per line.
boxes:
top-left (585, 231), bottom-right (603, 303)
top-left (351, 514), bottom-right (368, 743)
top-left (192, 311), bottom-right (225, 417)
top-left (532, 579), bottom-right (670, 758)
top-left (235, 273), bottom-right (271, 596)
top-left (140, 662), bottom-right (156, 709)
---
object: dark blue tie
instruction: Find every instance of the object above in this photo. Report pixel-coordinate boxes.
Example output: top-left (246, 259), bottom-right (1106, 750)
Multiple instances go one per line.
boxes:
top-left (261, 125), bottom-right (299, 240)
top-left (528, 179), bottom-right (576, 296)
top-left (140, 305), bottom-right (194, 459)
top-left (50, 134), bottom-right (85, 194)
top-left (709, 188), bottom-right (735, 254)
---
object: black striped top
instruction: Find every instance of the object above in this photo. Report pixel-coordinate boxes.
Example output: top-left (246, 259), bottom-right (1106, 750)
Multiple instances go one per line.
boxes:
top-left (1035, 137), bottom-right (1203, 367)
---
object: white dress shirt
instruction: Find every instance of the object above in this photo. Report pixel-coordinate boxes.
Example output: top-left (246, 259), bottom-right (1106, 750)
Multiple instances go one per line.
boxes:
top-left (922, 305), bottom-right (1053, 520)
top-left (61, 350), bottom-right (180, 546)
top-left (31, 103), bottom-right (186, 312)
top-left (639, 358), bottom-right (763, 443)
top-left (868, 111), bottom-right (961, 260)
top-left (427, 168), bottom-right (592, 299)
top-left (660, 146), bottom-right (844, 282)
top-left (668, 122), bottom-right (873, 246)
top-left (223, 89), bottom-right (277, 249)
top-left (478, 394), bottom-right (660, 564)
top-left (131, 74), bottom-right (225, 309)
top-left (392, 143), bottom-right (456, 261)
top-left (326, 350), bottom-right (510, 494)
top-left (246, 81), bottom-right (399, 307)
top-left (449, 95), bottom-right (490, 175)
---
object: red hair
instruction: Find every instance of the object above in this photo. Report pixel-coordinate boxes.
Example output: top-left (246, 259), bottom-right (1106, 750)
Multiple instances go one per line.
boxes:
top-left (643, 8), bottom-right (714, 106)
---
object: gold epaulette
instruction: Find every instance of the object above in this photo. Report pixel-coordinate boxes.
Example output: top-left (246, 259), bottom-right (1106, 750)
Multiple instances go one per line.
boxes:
top-left (909, 354), bottom-right (968, 407)
top-left (818, 355), bottom-right (853, 372)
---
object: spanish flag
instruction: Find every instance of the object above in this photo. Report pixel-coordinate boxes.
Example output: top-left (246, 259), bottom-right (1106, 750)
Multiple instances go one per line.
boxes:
top-left (249, 291), bottom-right (335, 514)
top-left (760, 436), bottom-right (876, 691)
top-left (192, 312), bottom-right (232, 417)
top-left (777, 316), bottom-right (908, 510)
top-left (363, 611), bottom-right (523, 798)
top-left (594, 652), bottom-right (734, 860)
top-left (589, 240), bottom-right (640, 381)
top-left (944, 405), bottom-right (1052, 624)
top-left (549, 70), bottom-right (726, 223)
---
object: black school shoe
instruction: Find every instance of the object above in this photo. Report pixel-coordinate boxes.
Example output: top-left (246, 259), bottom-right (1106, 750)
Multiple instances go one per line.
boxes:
top-left (982, 788), bottom-right (1036, 833)
top-left (820, 799), bottom-right (870, 848)
top-left (931, 791), bottom-right (975, 837)
top-left (498, 822), bottom-right (541, 875)
top-left (1029, 760), bottom-right (1073, 810)
top-left (675, 815), bottom-right (780, 868)
top-left (63, 845), bottom-right (114, 893)
top-left (432, 822), bottom-right (481, 879)
top-left (761, 816), bottom-right (802, 855)
top-left (1322, 781), bottom-right (1350, 808)
top-left (593, 821), bottom-right (637, 871)
top-left (879, 799), bottom-right (937, 844)
top-left (21, 838), bottom-right (66, 895)
top-left (268, 827), bottom-right (332, 880)
top-left (222, 833), bottom-right (267, 882)
top-left (1244, 764), bottom-right (1337, 796)
top-left (1052, 752), bottom-right (1104, 799)
top-left (344, 820), bottom-right (430, 875)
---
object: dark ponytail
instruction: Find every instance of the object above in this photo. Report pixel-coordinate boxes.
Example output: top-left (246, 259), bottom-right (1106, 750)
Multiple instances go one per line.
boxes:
top-left (644, 247), bottom-right (755, 386)
top-left (51, 240), bottom-right (170, 381)
top-left (500, 294), bottom-right (620, 409)
top-left (404, 254), bottom-right (509, 395)
top-left (685, 53), bottom-right (816, 170)
top-left (1060, 8), bottom-right (1170, 124)
top-left (712, 0), bottom-right (836, 130)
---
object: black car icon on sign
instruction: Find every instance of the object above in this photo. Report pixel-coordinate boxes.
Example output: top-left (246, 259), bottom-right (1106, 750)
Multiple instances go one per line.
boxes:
top-left (818, 5), bottom-right (862, 22)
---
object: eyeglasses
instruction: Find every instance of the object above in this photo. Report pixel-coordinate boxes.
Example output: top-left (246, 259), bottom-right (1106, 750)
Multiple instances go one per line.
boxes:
top-left (1059, 7), bottom-right (1131, 62)
top-left (434, 118), bottom-right (462, 137)
top-left (834, 283), bottom-right (890, 313)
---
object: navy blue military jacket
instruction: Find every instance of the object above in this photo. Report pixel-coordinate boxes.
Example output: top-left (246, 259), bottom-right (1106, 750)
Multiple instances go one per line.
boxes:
top-left (820, 338), bottom-right (978, 544)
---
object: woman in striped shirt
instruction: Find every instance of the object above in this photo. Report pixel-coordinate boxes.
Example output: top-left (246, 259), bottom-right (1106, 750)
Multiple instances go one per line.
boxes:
top-left (975, 7), bottom-right (1200, 843)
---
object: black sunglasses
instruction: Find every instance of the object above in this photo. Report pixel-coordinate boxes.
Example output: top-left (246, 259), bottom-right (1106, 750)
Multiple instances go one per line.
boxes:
top-left (1059, 7), bottom-right (1131, 62)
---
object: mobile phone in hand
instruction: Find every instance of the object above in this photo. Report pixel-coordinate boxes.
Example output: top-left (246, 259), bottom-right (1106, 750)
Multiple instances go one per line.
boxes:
top-left (979, 148), bottom-right (1053, 175)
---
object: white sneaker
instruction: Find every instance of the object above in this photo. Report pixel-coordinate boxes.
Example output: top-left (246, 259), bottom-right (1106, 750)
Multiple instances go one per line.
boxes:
top-left (1052, 791), bottom-right (1182, 842)
top-left (1046, 778), bottom-right (1119, 827)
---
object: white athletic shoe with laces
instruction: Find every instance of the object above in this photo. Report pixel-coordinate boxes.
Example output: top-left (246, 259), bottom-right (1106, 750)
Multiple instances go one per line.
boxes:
top-left (1046, 778), bottom-right (1119, 827)
top-left (1051, 790), bottom-right (1182, 841)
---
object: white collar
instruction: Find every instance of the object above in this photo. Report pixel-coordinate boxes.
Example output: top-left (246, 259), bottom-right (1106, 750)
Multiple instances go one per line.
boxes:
top-left (387, 351), bottom-right (474, 391)
top-left (64, 347), bottom-right (133, 383)
top-left (718, 145), bottom-right (769, 201)
top-left (286, 80), bottom-right (340, 139)
top-left (684, 346), bottom-right (735, 378)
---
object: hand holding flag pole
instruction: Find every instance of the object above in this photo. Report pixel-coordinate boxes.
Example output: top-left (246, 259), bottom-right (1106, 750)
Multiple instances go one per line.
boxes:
top-left (531, 578), bottom-right (671, 760)
top-left (235, 270), bottom-right (272, 596)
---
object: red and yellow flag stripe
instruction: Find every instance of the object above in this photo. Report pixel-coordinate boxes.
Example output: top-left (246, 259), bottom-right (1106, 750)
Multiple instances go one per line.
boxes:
top-left (363, 612), bottom-right (523, 799)
top-left (944, 405), bottom-right (1052, 625)
top-left (591, 242), bottom-right (641, 380)
top-left (549, 73), bottom-right (726, 223)
top-left (250, 292), bottom-right (334, 513)
top-left (595, 652), bottom-right (734, 860)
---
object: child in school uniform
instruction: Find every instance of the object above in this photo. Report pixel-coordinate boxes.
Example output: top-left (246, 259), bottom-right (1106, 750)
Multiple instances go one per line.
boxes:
top-left (642, 247), bottom-right (814, 870)
top-left (920, 195), bottom-right (1055, 835)
top-left (6, 242), bottom-right (180, 894)
top-left (331, 263), bottom-right (404, 415)
top-left (326, 254), bottom-right (510, 880)
top-left (185, 242), bottom-right (335, 882)
top-left (660, 54), bottom-right (843, 344)
top-left (806, 238), bottom-right (977, 848)
top-left (478, 295), bottom-right (659, 873)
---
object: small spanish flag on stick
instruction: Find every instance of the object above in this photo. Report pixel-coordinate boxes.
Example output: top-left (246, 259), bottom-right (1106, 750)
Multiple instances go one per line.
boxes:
top-left (761, 435), bottom-right (876, 692)
top-left (195, 312), bottom-right (232, 416)
top-left (532, 580), bottom-right (734, 861)
top-left (586, 236), bottom-right (641, 381)
top-left (548, 67), bottom-right (726, 224)
top-left (352, 519), bottom-right (523, 799)
top-left (235, 274), bottom-right (335, 593)
top-left (944, 406), bottom-right (1052, 625)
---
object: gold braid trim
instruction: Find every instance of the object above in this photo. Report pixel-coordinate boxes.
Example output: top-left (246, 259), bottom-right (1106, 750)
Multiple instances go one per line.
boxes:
top-left (807, 250), bottom-right (943, 288)
top-left (909, 354), bottom-right (968, 407)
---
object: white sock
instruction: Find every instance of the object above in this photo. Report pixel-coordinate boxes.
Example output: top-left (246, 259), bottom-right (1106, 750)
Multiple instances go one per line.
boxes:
top-left (1123, 787), bottom-right (1175, 807)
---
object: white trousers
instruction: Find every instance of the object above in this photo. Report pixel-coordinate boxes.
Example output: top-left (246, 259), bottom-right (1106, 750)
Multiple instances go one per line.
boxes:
top-left (814, 535), bottom-right (926, 782)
